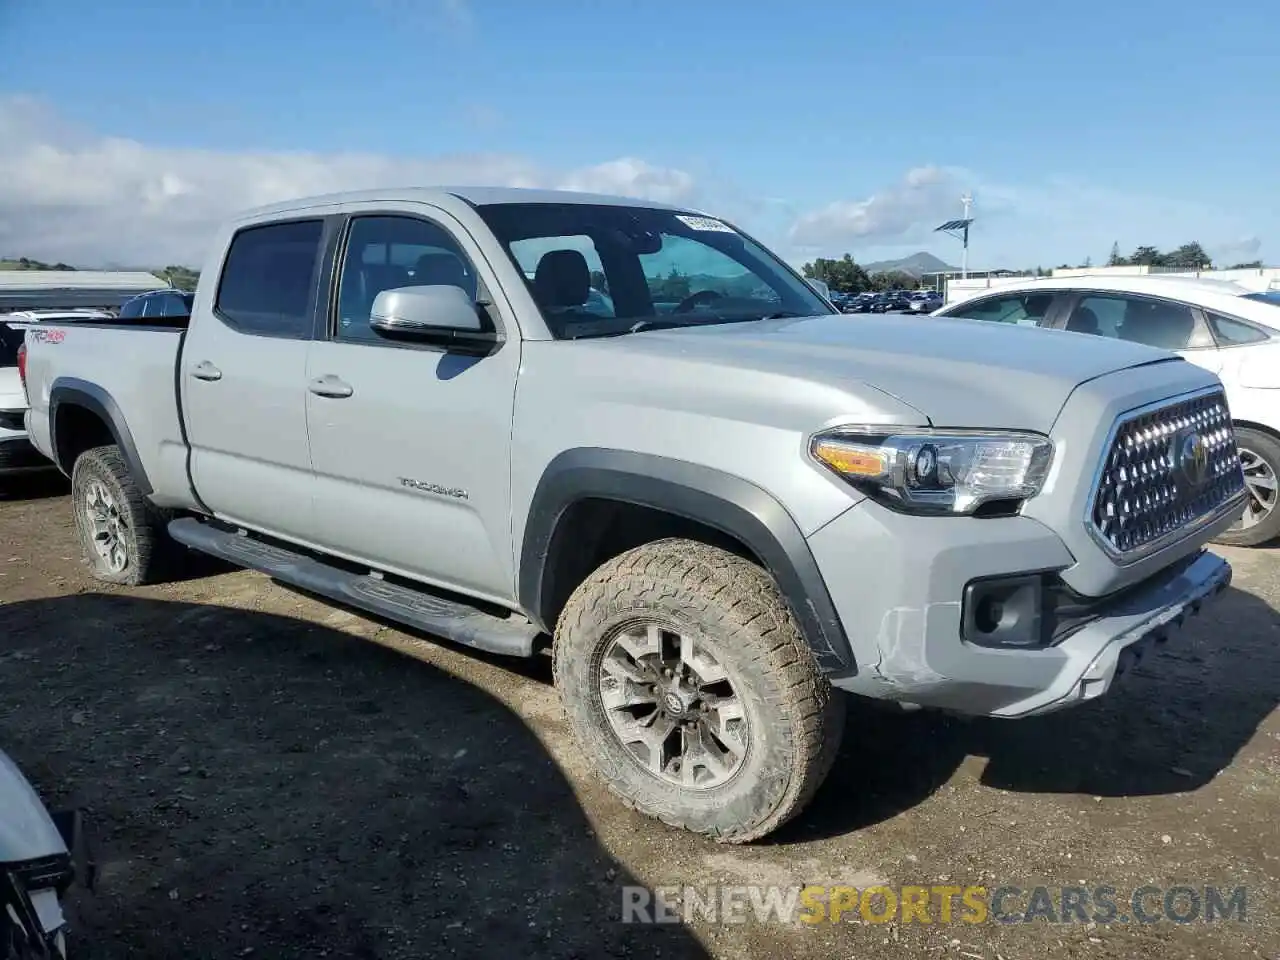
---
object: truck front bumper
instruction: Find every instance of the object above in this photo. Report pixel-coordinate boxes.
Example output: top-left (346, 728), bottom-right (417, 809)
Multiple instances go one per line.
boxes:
top-left (807, 505), bottom-right (1232, 718)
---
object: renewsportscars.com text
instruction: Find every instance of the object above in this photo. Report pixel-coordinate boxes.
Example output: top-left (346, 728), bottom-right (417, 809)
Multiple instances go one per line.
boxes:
top-left (621, 884), bottom-right (1249, 926)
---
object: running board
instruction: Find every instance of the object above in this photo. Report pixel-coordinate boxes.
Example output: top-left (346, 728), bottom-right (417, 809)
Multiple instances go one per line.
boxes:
top-left (167, 518), bottom-right (542, 658)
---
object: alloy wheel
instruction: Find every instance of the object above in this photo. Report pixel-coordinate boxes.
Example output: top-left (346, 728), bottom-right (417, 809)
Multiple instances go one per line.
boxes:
top-left (596, 622), bottom-right (749, 790)
top-left (84, 479), bottom-right (129, 574)
top-left (1230, 447), bottom-right (1278, 532)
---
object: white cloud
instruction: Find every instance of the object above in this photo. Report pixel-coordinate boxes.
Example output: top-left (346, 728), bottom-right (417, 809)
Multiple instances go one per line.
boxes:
top-left (558, 158), bottom-right (697, 206)
top-left (0, 96), bottom-right (699, 267)
top-left (788, 166), bottom-right (974, 250)
top-left (787, 166), bottom-right (1271, 270)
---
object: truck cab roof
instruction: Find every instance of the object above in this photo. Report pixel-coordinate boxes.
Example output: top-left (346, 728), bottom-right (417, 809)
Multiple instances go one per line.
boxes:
top-left (235, 186), bottom-right (695, 223)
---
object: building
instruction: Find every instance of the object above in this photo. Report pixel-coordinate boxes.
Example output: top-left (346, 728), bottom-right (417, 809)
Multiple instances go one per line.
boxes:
top-left (0, 270), bottom-right (168, 313)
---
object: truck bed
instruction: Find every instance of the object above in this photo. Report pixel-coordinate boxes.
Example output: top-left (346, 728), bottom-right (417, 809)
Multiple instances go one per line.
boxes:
top-left (22, 323), bottom-right (200, 511)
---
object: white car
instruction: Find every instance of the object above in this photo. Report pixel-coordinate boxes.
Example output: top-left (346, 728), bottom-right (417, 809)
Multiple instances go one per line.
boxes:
top-left (1, 310), bottom-right (112, 479)
top-left (935, 275), bottom-right (1280, 546)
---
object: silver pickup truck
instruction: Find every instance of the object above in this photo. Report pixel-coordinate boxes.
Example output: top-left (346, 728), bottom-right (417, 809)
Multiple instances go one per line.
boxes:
top-left (21, 187), bottom-right (1247, 842)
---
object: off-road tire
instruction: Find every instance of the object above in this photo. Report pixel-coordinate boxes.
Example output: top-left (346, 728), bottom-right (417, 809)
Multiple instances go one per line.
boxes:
top-left (71, 444), bottom-right (176, 585)
top-left (553, 538), bottom-right (846, 843)
top-left (1213, 427), bottom-right (1280, 547)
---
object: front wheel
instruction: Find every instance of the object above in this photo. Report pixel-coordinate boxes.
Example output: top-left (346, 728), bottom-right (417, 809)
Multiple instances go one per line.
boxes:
top-left (1213, 427), bottom-right (1280, 547)
top-left (553, 539), bottom-right (845, 843)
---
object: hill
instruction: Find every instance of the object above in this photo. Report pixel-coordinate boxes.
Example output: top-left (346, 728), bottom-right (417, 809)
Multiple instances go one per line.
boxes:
top-left (860, 251), bottom-right (954, 278)
top-left (0, 257), bottom-right (77, 271)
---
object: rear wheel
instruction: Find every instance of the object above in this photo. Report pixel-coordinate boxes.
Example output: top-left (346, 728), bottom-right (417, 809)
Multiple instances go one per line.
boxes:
top-left (1214, 427), bottom-right (1280, 547)
top-left (71, 445), bottom-right (176, 585)
top-left (553, 538), bottom-right (845, 843)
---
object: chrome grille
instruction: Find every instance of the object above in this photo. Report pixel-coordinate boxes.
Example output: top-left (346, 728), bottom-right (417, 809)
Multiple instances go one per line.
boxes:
top-left (1090, 390), bottom-right (1245, 557)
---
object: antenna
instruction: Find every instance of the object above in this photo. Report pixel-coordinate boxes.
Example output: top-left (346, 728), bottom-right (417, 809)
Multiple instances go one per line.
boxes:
top-left (935, 194), bottom-right (975, 279)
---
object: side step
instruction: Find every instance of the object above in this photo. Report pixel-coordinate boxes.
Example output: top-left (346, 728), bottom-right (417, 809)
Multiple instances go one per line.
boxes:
top-left (167, 518), bottom-right (542, 658)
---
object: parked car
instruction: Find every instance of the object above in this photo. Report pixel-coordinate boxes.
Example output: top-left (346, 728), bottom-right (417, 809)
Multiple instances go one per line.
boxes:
top-left (117, 288), bottom-right (195, 321)
top-left (1, 744), bottom-right (94, 958)
top-left (844, 292), bottom-right (877, 313)
top-left (935, 274), bottom-right (1280, 545)
top-left (21, 187), bottom-right (1244, 842)
top-left (1, 310), bottom-right (112, 479)
top-left (908, 290), bottom-right (944, 313)
top-left (872, 291), bottom-right (911, 313)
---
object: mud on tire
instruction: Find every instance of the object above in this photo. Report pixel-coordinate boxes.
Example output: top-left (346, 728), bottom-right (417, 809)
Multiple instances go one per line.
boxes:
top-left (553, 538), bottom-right (846, 843)
top-left (71, 444), bottom-right (177, 586)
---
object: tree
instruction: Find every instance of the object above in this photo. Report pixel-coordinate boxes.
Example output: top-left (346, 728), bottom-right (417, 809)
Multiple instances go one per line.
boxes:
top-left (652, 266), bottom-right (690, 301)
top-left (1082, 256), bottom-right (1093, 269)
top-left (868, 270), bottom-right (917, 292)
top-left (158, 265), bottom-right (200, 291)
top-left (1164, 242), bottom-right (1212, 270)
top-left (1228, 260), bottom-right (1264, 269)
top-left (1107, 242), bottom-right (1125, 267)
top-left (1128, 245), bottom-right (1164, 267)
top-left (802, 253), bottom-right (871, 294)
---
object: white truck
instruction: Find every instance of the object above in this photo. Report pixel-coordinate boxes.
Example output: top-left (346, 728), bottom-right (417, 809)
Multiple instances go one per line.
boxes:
top-left (20, 187), bottom-right (1246, 842)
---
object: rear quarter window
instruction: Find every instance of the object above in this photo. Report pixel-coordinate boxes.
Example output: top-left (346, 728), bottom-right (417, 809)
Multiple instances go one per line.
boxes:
top-left (1206, 311), bottom-right (1271, 346)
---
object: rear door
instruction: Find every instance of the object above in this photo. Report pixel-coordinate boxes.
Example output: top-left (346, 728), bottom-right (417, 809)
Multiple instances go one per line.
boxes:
top-left (181, 216), bottom-right (336, 541)
top-left (303, 205), bottom-right (521, 603)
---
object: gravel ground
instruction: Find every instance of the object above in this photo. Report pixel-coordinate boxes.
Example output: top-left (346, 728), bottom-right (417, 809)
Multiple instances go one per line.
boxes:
top-left (2, 476), bottom-right (1277, 959)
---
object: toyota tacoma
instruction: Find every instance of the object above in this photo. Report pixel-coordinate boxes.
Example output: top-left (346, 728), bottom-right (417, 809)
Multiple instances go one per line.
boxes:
top-left (19, 187), bottom-right (1247, 842)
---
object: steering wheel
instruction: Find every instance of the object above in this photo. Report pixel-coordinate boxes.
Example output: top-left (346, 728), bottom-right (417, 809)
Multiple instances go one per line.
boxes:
top-left (671, 289), bottom-right (724, 313)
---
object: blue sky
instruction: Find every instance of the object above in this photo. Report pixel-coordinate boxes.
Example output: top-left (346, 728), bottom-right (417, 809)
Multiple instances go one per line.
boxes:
top-left (1, 0), bottom-right (1276, 269)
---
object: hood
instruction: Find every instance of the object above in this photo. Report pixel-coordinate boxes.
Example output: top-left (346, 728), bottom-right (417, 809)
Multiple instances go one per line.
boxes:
top-left (616, 313), bottom-right (1177, 433)
top-left (0, 748), bottom-right (68, 864)
top-left (0, 367), bottom-right (25, 412)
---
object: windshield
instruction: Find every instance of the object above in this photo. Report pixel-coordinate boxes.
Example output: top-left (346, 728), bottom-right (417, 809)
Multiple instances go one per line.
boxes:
top-left (475, 202), bottom-right (834, 339)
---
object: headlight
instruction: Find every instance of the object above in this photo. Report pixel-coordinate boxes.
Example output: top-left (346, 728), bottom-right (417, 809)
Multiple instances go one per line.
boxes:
top-left (809, 427), bottom-right (1054, 515)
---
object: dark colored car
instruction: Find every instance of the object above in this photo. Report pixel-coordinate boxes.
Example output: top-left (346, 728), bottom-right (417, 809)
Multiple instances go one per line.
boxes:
top-left (118, 289), bottom-right (195, 320)
top-left (872, 292), bottom-right (911, 313)
top-left (844, 292), bottom-right (876, 313)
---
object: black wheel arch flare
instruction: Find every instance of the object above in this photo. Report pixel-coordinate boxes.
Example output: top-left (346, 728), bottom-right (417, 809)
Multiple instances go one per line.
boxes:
top-left (518, 448), bottom-right (856, 674)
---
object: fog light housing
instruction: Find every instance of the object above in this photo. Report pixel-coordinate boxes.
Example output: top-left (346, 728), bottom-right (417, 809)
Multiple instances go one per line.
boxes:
top-left (962, 574), bottom-right (1046, 648)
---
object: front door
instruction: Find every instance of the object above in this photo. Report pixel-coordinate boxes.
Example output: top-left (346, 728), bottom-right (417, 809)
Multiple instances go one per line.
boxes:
top-left (304, 209), bottom-right (521, 605)
top-left (181, 218), bottom-right (326, 541)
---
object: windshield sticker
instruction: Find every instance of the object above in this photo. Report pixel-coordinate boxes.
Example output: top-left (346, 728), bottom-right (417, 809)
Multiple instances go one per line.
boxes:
top-left (676, 215), bottom-right (736, 233)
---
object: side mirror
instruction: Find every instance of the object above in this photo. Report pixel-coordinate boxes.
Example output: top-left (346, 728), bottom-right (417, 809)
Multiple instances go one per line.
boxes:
top-left (369, 285), bottom-right (500, 353)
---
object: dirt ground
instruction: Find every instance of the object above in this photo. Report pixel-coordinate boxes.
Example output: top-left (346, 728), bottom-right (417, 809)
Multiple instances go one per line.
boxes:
top-left (2, 476), bottom-right (1278, 960)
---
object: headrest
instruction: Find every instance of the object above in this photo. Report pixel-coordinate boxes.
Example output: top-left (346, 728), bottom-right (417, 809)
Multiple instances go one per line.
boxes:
top-left (533, 250), bottom-right (590, 308)
top-left (414, 252), bottom-right (468, 290)
top-left (1066, 305), bottom-right (1101, 335)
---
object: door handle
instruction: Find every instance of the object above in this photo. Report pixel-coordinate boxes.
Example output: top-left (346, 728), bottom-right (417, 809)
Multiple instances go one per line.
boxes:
top-left (190, 361), bottom-right (222, 382)
top-left (308, 375), bottom-right (354, 399)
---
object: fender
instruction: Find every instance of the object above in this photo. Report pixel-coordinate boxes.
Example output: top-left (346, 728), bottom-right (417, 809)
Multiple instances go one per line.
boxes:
top-left (519, 448), bottom-right (855, 674)
top-left (48, 378), bottom-right (153, 497)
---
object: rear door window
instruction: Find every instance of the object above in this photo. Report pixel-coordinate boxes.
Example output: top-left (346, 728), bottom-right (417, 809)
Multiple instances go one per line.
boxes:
top-left (215, 220), bottom-right (324, 338)
top-left (1065, 295), bottom-right (1210, 350)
